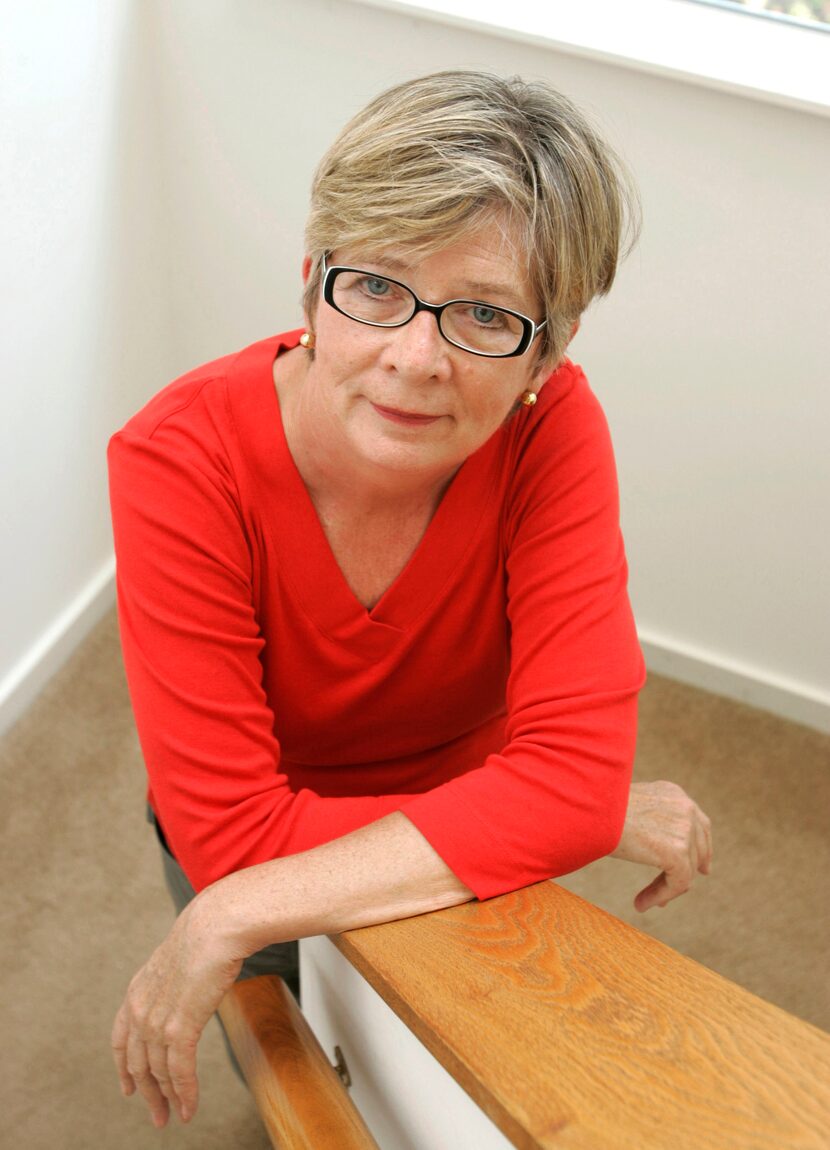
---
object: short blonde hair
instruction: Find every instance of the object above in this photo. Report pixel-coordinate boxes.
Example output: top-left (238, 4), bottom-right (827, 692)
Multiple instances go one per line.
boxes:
top-left (303, 70), bottom-right (639, 366)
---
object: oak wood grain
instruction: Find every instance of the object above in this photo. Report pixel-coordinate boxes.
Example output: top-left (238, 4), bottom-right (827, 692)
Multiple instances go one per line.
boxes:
top-left (218, 974), bottom-right (380, 1150)
top-left (331, 880), bottom-right (830, 1150)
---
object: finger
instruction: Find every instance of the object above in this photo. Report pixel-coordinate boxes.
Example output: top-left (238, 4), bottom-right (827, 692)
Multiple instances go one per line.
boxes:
top-left (111, 1005), bottom-right (136, 1098)
top-left (662, 853), bottom-right (694, 904)
top-left (637, 855), bottom-right (695, 911)
top-left (126, 1033), bottom-right (171, 1129)
top-left (634, 872), bottom-right (670, 913)
top-left (701, 812), bottom-right (713, 873)
top-left (168, 1037), bottom-right (201, 1122)
top-left (146, 1041), bottom-right (185, 1122)
top-left (695, 815), bottom-right (712, 875)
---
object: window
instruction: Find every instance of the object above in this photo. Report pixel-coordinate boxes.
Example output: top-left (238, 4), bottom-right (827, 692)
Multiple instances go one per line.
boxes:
top-left (687, 1), bottom-right (830, 31)
top-left (349, 0), bottom-right (830, 113)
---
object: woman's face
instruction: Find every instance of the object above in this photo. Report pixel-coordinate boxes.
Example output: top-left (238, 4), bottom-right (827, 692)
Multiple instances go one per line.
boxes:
top-left (302, 220), bottom-right (552, 486)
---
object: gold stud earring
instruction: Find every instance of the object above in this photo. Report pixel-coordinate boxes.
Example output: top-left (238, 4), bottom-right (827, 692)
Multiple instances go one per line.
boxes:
top-left (521, 390), bottom-right (537, 407)
top-left (299, 331), bottom-right (316, 350)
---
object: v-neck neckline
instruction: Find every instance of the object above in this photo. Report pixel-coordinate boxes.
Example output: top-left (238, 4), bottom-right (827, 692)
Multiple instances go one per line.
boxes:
top-left (229, 333), bottom-right (501, 654)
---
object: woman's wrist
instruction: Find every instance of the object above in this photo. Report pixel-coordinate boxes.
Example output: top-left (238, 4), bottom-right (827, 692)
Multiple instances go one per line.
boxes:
top-left (193, 867), bottom-right (278, 960)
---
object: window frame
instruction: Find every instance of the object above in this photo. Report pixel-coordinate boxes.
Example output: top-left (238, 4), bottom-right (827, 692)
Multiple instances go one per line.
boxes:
top-left (348, 0), bottom-right (830, 117)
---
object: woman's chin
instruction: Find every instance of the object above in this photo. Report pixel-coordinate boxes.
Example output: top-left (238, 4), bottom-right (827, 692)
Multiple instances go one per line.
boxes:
top-left (351, 426), bottom-right (456, 481)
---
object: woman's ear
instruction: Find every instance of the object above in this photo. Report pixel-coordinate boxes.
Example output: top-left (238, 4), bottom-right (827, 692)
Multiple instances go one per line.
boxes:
top-left (531, 362), bottom-right (555, 397)
top-left (301, 255), bottom-right (313, 284)
top-left (533, 318), bottom-right (582, 392)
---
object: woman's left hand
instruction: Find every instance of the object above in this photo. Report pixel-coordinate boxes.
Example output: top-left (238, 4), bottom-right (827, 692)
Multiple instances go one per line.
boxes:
top-left (111, 888), bottom-right (245, 1128)
top-left (612, 779), bottom-right (713, 912)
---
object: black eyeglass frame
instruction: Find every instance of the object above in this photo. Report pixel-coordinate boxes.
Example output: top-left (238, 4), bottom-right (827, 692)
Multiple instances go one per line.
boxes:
top-left (320, 254), bottom-right (547, 359)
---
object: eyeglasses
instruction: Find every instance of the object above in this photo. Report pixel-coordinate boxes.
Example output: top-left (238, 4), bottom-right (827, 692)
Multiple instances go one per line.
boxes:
top-left (321, 254), bottom-right (546, 358)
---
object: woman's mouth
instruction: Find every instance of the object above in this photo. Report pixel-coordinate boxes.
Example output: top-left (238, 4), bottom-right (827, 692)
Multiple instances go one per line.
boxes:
top-left (371, 403), bottom-right (443, 426)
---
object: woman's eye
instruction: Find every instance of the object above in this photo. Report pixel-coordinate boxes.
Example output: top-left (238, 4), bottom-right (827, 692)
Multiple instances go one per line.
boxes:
top-left (364, 277), bottom-right (391, 297)
top-left (472, 305), bottom-right (499, 326)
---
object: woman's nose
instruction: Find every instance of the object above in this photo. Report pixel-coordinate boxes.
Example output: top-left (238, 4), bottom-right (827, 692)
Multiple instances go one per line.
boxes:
top-left (386, 310), bottom-right (452, 379)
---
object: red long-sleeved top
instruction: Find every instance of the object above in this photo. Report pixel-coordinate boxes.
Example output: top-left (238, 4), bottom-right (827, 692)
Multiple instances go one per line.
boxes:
top-left (107, 330), bottom-right (645, 899)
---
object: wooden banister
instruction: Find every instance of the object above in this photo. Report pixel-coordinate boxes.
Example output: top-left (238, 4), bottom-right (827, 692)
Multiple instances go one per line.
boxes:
top-left (217, 974), bottom-right (380, 1149)
top-left (222, 881), bottom-right (830, 1148)
top-left (333, 881), bottom-right (830, 1149)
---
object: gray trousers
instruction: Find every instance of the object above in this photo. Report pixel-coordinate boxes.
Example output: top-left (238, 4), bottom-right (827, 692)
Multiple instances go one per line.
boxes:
top-left (148, 804), bottom-right (301, 999)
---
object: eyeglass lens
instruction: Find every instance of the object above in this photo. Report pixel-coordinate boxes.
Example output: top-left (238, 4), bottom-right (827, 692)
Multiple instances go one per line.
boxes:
top-left (330, 270), bottom-right (526, 355)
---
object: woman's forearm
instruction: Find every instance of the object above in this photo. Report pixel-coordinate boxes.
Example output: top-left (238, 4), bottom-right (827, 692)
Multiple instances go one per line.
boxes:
top-left (198, 810), bottom-right (476, 958)
top-left (112, 787), bottom-right (712, 1130)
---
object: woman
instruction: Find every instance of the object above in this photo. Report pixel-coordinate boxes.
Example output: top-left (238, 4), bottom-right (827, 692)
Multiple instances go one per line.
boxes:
top-left (109, 71), bottom-right (711, 1128)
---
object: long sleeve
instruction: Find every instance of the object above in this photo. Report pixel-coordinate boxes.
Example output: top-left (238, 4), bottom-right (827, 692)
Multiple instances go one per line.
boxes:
top-left (108, 389), bottom-right (411, 892)
top-left (399, 366), bottom-right (646, 899)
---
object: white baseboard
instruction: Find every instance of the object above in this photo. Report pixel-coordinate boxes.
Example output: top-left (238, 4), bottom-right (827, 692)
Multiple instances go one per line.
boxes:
top-left (639, 629), bottom-right (830, 735)
top-left (0, 557), bottom-right (116, 739)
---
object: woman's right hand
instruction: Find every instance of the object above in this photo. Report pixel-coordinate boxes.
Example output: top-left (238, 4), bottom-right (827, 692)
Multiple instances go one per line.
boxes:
top-left (612, 780), bottom-right (712, 912)
top-left (111, 885), bottom-right (246, 1128)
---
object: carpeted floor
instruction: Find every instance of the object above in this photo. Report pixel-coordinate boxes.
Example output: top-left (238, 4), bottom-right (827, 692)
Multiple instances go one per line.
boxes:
top-left (0, 608), bottom-right (827, 1149)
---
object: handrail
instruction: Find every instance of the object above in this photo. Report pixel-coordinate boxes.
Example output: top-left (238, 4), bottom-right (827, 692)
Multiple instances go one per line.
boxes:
top-left (217, 974), bottom-right (380, 1149)
top-left (333, 880), bottom-right (830, 1149)
top-left (223, 880), bottom-right (830, 1148)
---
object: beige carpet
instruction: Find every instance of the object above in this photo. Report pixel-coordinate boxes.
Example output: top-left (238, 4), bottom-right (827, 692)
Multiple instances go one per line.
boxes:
top-left (0, 608), bottom-right (827, 1150)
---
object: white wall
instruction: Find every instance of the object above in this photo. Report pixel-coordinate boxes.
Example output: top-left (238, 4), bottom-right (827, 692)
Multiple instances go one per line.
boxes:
top-left (0, 1), bottom-right (174, 731)
top-left (151, 0), bottom-right (830, 728)
top-left (2, 0), bottom-right (828, 734)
